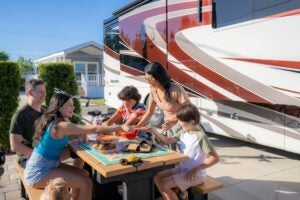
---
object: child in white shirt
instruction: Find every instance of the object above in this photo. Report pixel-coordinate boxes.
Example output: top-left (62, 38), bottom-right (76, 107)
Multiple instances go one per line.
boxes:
top-left (137, 103), bottom-right (219, 200)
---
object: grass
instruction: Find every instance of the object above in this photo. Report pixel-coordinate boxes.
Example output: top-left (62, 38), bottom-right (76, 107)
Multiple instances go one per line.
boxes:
top-left (80, 98), bottom-right (105, 106)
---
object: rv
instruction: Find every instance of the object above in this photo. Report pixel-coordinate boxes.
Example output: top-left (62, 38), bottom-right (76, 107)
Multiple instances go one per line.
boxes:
top-left (103, 0), bottom-right (300, 154)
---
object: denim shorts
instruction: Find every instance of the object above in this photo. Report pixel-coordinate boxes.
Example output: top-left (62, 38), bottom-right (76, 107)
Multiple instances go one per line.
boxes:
top-left (24, 151), bottom-right (59, 186)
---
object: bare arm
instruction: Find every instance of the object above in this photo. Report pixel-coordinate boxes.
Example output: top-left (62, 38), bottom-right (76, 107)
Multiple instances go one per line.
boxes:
top-left (125, 114), bottom-right (139, 125)
top-left (106, 112), bottom-right (122, 126)
top-left (185, 150), bottom-right (219, 181)
top-left (136, 97), bottom-right (156, 126)
top-left (196, 150), bottom-right (219, 170)
top-left (9, 134), bottom-right (32, 157)
top-left (136, 125), bottom-right (177, 145)
top-left (55, 122), bottom-right (133, 137)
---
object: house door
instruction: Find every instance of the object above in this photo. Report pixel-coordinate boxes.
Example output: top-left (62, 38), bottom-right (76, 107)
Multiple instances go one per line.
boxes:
top-left (74, 63), bottom-right (85, 84)
top-left (87, 63), bottom-right (98, 85)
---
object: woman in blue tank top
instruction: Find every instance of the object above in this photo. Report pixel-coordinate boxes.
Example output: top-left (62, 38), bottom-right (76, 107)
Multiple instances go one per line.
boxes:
top-left (24, 92), bottom-right (132, 200)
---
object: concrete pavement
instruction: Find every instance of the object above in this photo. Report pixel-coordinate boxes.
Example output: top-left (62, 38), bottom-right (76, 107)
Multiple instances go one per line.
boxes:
top-left (207, 134), bottom-right (300, 200)
top-left (0, 153), bottom-right (22, 200)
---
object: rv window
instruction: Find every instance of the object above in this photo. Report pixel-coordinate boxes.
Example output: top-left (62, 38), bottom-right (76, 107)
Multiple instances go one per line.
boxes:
top-left (104, 24), bottom-right (125, 53)
top-left (213, 0), bottom-right (253, 28)
top-left (213, 0), bottom-right (300, 28)
top-left (254, 0), bottom-right (300, 18)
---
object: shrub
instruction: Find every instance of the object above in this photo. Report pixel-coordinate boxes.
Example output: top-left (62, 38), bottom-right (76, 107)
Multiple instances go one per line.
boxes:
top-left (0, 62), bottom-right (21, 151)
top-left (38, 63), bottom-right (81, 122)
top-left (20, 77), bottom-right (26, 91)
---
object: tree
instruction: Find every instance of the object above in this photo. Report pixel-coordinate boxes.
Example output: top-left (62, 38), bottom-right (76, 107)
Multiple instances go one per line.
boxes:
top-left (17, 56), bottom-right (34, 73)
top-left (0, 51), bottom-right (9, 61)
top-left (0, 62), bottom-right (20, 151)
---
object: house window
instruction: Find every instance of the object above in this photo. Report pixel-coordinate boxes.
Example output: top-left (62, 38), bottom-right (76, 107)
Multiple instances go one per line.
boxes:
top-left (88, 63), bottom-right (97, 74)
top-left (75, 63), bottom-right (85, 84)
top-left (74, 62), bottom-right (100, 85)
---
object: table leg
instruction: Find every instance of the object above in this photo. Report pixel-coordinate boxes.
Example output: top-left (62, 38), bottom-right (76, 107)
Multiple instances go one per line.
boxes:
top-left (95, 165), bottom-right (175, 200)
top-left (188, 189), bottom-right (208, 200)
top-left (122, 178), bottom-right (154, 200)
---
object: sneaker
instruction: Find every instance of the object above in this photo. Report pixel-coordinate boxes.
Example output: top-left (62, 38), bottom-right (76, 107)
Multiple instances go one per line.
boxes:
top-left (178, 190), bottom-right (188, 200)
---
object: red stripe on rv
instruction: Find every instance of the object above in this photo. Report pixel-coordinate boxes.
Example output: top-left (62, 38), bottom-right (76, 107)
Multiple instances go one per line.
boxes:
top-left (142, 34), bottom-right (229, 99)
top-left (225, 58), bottom-right (300, 70)
top-left (104, 46), bottom-right (119, 60)
top-left (119, 1), bottom-right (197, 56)
top-left (120, 64), bottom-right (144, 76)
top-left (265, 8), bottom-right (300, 18)
top-left (164, 19), bottom-right (270, 103)
top-left (272, 86), bottom-right (300, 95)
top-left (167, 62), bottom-right (229, 100)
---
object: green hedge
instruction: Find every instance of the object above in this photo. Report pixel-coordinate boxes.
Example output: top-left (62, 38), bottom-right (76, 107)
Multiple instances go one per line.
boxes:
top-left (38, 63), bottom-right (81, 122)
top-left (0, 62), bottom-right (21, 151)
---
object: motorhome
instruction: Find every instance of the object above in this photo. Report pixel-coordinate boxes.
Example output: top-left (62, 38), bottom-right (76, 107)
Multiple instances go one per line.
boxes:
top-left (103, 0), bottom-right (300, 154)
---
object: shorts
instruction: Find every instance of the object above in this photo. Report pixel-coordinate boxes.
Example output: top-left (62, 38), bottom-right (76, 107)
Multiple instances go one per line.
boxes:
top-left (24, 151), bottom-right (59, 186)
top-left (171, 166), bottom-right (205, 191)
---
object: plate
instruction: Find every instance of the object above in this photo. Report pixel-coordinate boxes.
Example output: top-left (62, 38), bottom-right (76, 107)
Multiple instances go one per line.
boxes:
top-left (96, 135), bottom-right (118, 143)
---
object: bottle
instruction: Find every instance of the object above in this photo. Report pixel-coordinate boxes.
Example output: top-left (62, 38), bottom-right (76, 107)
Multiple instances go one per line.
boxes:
top-left (95, 117), bottom-right (102, 125)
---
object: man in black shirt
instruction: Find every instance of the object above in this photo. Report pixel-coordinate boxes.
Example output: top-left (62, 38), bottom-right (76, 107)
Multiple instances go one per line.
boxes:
top-left (9, 78), bottom-right (46, 167)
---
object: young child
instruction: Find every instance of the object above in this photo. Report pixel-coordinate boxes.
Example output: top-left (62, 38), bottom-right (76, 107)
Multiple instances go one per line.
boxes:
top-left (106, 86), bottom-right (146, 125)
top-left (136, 104), bottom-right (219, 200)
top-left (106, 86), bottom-right (151, 140)
top-left (40, 177), bottom-right (70, 200)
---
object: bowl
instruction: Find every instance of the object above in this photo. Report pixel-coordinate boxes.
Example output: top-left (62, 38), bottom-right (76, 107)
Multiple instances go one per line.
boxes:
top-left (116, 130), bottom-right (138, 139)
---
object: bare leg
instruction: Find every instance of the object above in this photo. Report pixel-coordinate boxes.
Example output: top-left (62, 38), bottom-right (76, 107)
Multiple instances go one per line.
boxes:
top-left (154, 169), bottom-right (174, 199)
top-left (32, 163), bottom-right (92, 200)
top-left (61, 147), bottom-right (85, 169)
top-left (73, 158), bottom-right (84, 169)
top-left (60, 163), bottom-right (89, 199)
top-left (158, 176), bottom-right (178, 200)
top-left (60, 147), bottom-right (71, 161)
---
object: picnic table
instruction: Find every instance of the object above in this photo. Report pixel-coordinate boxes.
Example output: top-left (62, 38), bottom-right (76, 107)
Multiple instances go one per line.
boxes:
top-left (70, 137), bottom-right (188, 200)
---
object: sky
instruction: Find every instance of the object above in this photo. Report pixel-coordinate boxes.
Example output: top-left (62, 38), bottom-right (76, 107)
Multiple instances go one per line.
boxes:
top-left (0, 0), bottom-right (132, 61)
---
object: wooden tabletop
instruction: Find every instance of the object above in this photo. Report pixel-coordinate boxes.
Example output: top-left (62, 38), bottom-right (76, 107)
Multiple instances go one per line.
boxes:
top-left (70, 142), bottom-right (188, 177)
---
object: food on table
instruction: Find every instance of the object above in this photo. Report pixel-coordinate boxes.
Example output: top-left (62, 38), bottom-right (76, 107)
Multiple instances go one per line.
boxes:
top-left (92, 143), bottom-right (116, 151)
top-left (127, 143), bottom-right (139, 151)
top-left (139, 142), bottom-right (151, 153)
top-left (92, 143), bottom-right (98, 150)
top-left (96, 134), bottom-right (117, 143)
top-left (126, 155), bottom-right (140, 163)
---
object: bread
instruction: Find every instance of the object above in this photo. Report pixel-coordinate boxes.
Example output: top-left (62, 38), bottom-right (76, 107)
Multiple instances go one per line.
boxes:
top-left (97, 144), bottom-right (105, 150)
top-left (92, 143), bottom-right (99, 150)
top-left (139, 143), bottom-right (151, 153)
top-left (92, 143), bottom-right (115, 151)
top-left (127, 144), bottom-right (139, 151)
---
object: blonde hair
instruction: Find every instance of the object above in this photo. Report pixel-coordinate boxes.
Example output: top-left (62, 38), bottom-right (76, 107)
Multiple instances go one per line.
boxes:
top-left (40, 178), bottom-right (71, 200)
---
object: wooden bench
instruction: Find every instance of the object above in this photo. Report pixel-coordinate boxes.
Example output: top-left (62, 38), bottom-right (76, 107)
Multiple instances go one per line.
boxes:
top-left (14, 161), bottom-right (44, 200)
top-left (188, 176), bottom-right (223, 200)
